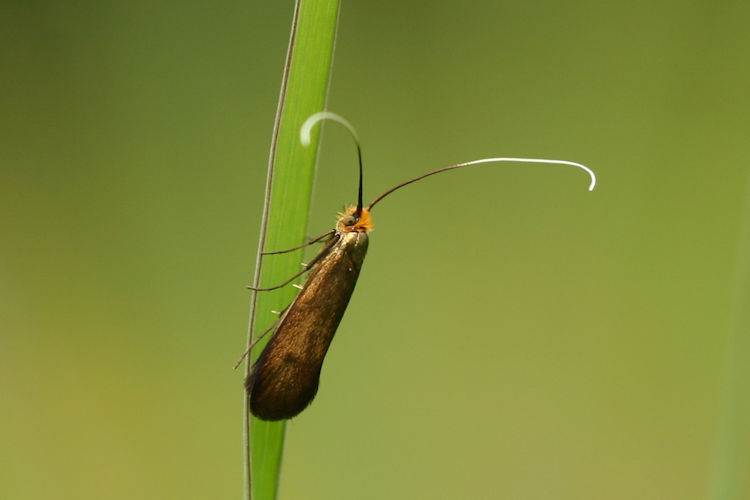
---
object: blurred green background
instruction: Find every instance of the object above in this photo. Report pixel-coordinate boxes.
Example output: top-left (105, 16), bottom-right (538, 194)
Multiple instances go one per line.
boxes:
top-left (2, 1), bottom-right (748, 499)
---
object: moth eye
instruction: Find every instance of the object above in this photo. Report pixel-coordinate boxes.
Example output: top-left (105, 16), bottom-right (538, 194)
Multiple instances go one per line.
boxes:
top-left (342, 215), bottom-right (357, 226)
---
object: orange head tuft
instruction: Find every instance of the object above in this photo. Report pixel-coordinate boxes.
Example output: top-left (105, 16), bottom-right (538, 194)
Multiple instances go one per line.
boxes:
top-left (336, 206), bottom-right (374, 234)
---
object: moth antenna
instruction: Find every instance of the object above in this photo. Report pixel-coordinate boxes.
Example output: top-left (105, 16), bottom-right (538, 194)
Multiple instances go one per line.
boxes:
top-left (367, 157), bottom-right (596, 211)
top-left (301, 111), bottom-right (364, 217)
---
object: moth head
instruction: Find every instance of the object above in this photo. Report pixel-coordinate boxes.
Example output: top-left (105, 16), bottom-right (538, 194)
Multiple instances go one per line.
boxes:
top-left (336, 205), bottom-right (373, 234)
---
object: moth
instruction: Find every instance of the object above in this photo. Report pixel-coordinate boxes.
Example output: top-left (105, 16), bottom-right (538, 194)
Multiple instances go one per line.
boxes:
top-left (243, 112), bottom-right (596, 421)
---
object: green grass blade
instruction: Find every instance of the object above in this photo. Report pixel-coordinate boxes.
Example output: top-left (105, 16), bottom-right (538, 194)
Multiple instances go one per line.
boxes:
top-left (708, 171), bottom-right (750, 500)
top-left (243, 1), bottom-right (341, 500)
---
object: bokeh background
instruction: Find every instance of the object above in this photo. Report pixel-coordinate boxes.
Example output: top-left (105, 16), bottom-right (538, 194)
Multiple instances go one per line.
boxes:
top-left (2, 1), bottom-right (749, 499)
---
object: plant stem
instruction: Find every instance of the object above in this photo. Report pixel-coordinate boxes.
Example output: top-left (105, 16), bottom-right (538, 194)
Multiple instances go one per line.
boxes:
top-left (243, 1), bottom-right (341, 499)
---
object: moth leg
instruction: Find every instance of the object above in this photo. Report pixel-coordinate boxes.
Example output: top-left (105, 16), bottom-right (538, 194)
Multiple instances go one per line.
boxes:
top-left (233, 307), bottom-right (288, 369)
top-left (261, 230), bottom-right (334, 255)
top-left (248, 235), bottom-right (340, 291)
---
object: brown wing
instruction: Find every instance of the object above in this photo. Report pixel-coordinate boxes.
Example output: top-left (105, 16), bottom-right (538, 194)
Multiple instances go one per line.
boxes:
top-left (246, 232), bottom-right (369, 420)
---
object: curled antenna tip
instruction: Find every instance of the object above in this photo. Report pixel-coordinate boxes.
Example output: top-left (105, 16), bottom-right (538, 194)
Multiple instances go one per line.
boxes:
top-left (300, 111), bottom-right (360, 147)
top-left (299, 110), bottom-right (366, 213)
top-left (366, 156), bottom-right (597, 211)
top-left (466, 157), bottom-right (597, 191)
top-left (573, 161), bottom-right (597, 191)
top-left (553, 159), bottom-right (596, 191)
